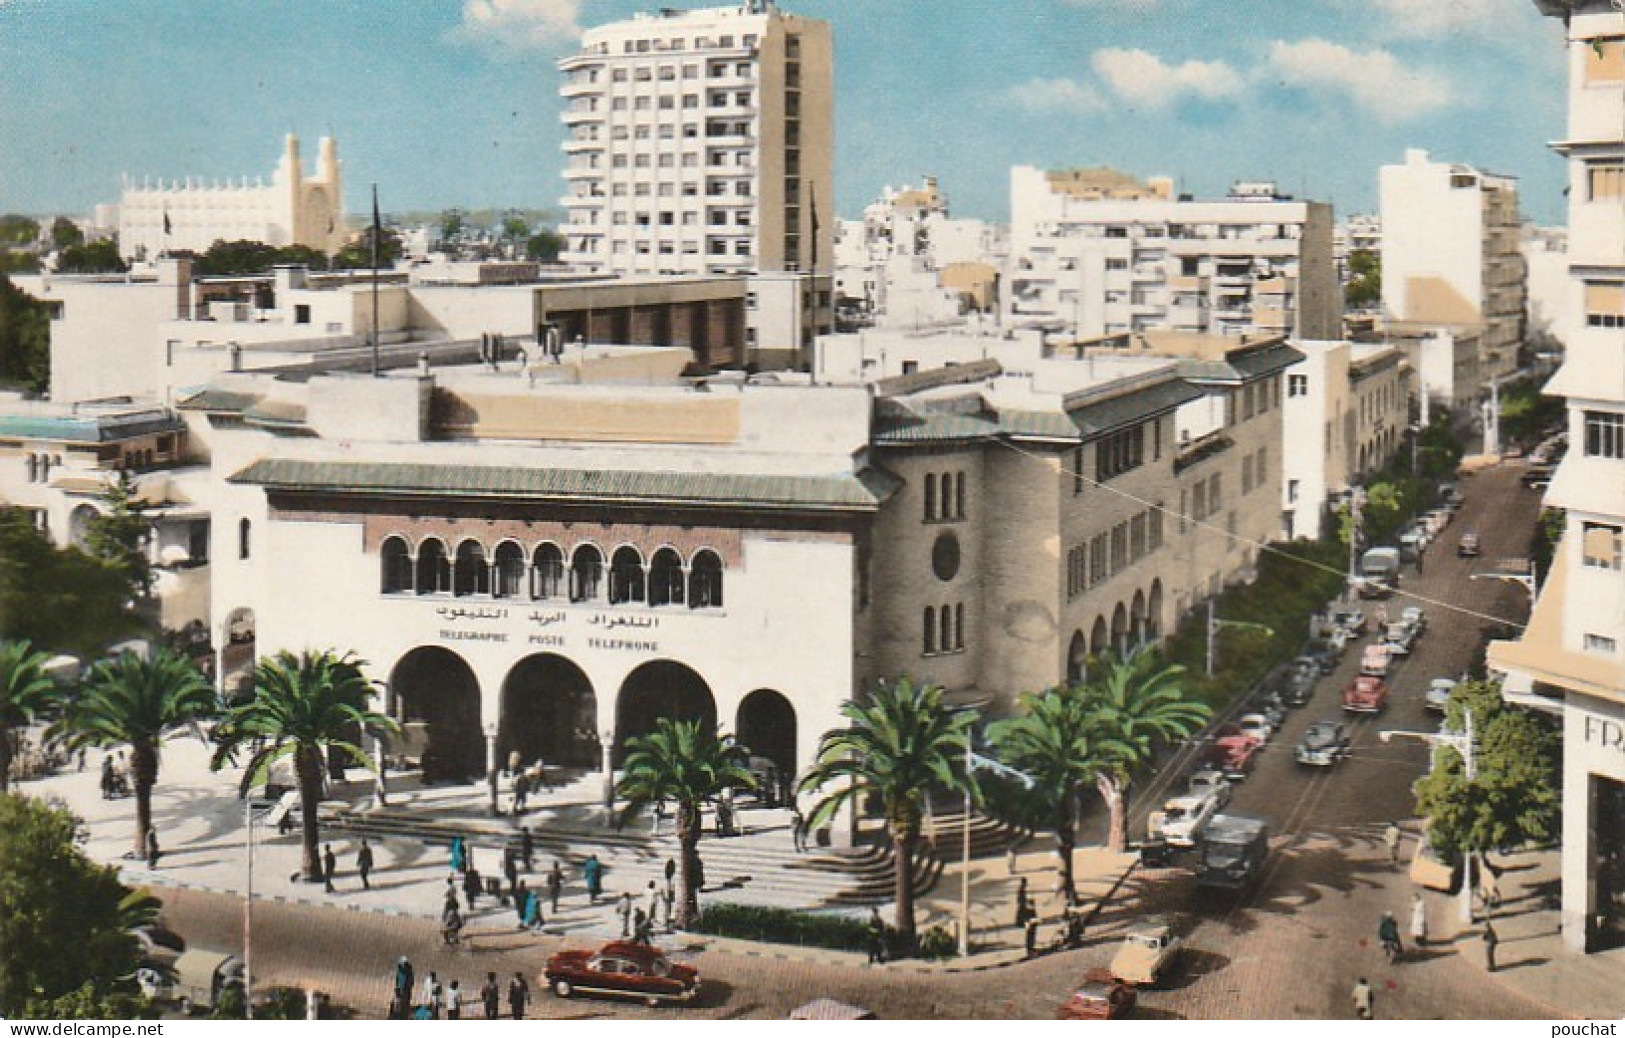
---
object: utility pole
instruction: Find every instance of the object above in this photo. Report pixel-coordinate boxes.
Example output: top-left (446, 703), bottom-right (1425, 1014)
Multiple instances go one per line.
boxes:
top-left (243, 796), bottom-right (254, 1020)
top-left (1381, 707), bottom-right (1477, 923)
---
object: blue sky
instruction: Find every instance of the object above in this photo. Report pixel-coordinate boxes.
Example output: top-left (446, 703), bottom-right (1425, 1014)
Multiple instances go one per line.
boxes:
top-left (0, 0), bottom-right (1573, 225)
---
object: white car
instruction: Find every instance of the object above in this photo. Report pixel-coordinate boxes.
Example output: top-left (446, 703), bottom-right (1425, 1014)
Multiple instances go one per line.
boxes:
top-left (1426, 678), bottom-right (1457, 713)
top-left (1401, 606), bottom-right (1426, 633)
top-left (1186, 767), bottom-right (1233, 808)
top-left (1147, 793), bottom-right (1222, 848)
top-left (1361, 644), bottom-right (1391, 677)
top-left (1236, 713), bottom-right (1274, 744)
top-left (1382, 622), bottom-right (1417, 656)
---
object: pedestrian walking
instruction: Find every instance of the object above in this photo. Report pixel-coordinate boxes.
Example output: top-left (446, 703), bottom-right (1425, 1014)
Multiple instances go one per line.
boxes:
top-left (507, 749), bottom-right (521, 778)
top-left (100, 756), bottom-right (114, 799)
top-left (480, 971), bottom-right (500, 1019)
top-left (1352, 977), bottom-right (1373, 1019)
top-left (1014, 877), bottom-right (1033, 929)
top-left (1383, 822), bottom-right (1402, 864)
top-left (76, 747), bottom-right (86, 772)
top-left (633, 906), bottom-right (653, 945)
top-left (357, 839), bottom-right (374, 890)
top-left (1023, 917), bottom-right (1038, 959)
top-left (1482, 920), bottom-right (1499, 972)
top-left (1480, 867), bottom-right (1501, 915)
top-left (463, 865), bottom-right (482, 911)
top-left (145, 828), bottom-right (160, 870)
top-left (451, 835), bottom-right (467, 874)
top-left (584, 853), bottom-right (604, 903)
top-left (393, 956), bottom-right (414, 1017)
top-left (865, 907), bottom-right (886, 965)
top-left (507, 972), bottom-right (529, 1020)
top-left (651, 798), bottom-right (666, 836)
top-left (446, 979), bottom-right (462, 1021)
top-left (513, 880), bottom-right (529, 929)
top-left (521, 826), bottom-right (535, 871)
top-left (423, 972), bottom-right (443, 1020)
top-left (1409, 893), bottom-right (1428, 948)
top-left (547, 860), bottom-right (563, 915)
top-left (504, 848), bottom-right (520, 904)
top-left (1006, 844), bottom-right (1019, 877)
top-left (512, 770), bottom-right (530, 816)
top-left (661, 865), bottom-right (676, 930)
top-left (323, 843), bottom-right (337, 893)
top-left (617, 891), bottom-right (634, 937)
top-left (646, 879), bottom-right (662, 926)
top-left (1378, 910), bottom-right (1403, 963)
top-left (791, 807), bottom-right (806, 853)
top-left (523, 887), bottom-right (542, 932)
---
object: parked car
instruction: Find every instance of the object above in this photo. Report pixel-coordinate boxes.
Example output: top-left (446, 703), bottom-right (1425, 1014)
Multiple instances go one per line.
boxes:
top-left (1381, 621), bottom-right (1418, 656)
top-left (1333, 607), bottom-right (1368, 635)
top-left (1522, 465), bottom-right (1555, 490)
top-left (1209, 732), bottom-right (1261, 780)
top-left (1401, 606), bottom-right (1426, 633)
top-left (1186, 767), bottom-right (1233, 809)
top-left (1249, 693), bottom-right (1288, 728)
top-left (1342, 674), bottom-right (1391, 714)
top-left (1236, 713), bottom-right (1274, 744)
top-left (1438, 482), bottom-right (1463, 509)
top-left (1458, 532), bottom-right (1482, 558)
top-left (1147, 793), bottom-right (1223, 848)
top-left (163, 949), bottom-right (246, 1014)
top-left (1295, 721), bottom-right (1352, 766)
top-left (790, 999), bottom-right (876, 1020)
top-left (1426, 678), bottom-right (1457, 713)
top-left (544, 941), bottom-right (700, 1007)
top-left (1360, 644), bottom-right (1391, 678)
top-left (1109, 920), bottom-right (1182, 987)
top-left (1056, 969), bottom-right (1137, 1020)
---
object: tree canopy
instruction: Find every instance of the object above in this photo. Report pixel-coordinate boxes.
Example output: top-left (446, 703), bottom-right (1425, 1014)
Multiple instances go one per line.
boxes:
top-left (84, 473), bottom-right (154, 600)
top-left (0, 508), bottom-right (143, 658)
top-left (1345, 248), bottom-right (1381, 310)
top-left (1413, 681), bottom-right (1561, 867)
top-left (55, 238), bottom-right (126, 275)
top-left (0, 794), bottom-right (147, 1017)
top-left (527, 229), bottom-right (565, 263)
top-left (192, 239), bottom-right (332, 277)
top-left (0, 215), bottom-right (40, 247)
top-left (50, 217), bottom-right (84, 252)
top-left (0, 273), bottom-right (50, 393)
top-left (333, 226), bottom-right (404, 270)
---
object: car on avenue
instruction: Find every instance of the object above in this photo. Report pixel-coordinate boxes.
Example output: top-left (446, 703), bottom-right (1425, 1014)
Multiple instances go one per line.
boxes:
top-left (1109, 920), bottom-right (1182, 987)
top-left (1209, 731), bottom-right (1261, 780)
top-left (1056, 969), bottom-right (1137, 1020)
top-left (1426, 678), bottom-right (1458, 713)
top-left (1458, 532), bottom-right (1482, 558)
top-left (1401, 606), bottom-right (1426, 633)
top-left (1295, 721), bottom-right (1352, 766)
top-left (1381, 621), bottom-right (1418, 656)
top-left (543, 941), bottom-right (700, 1007)
top-left (1360, 643), bottom-right (1392, 678)
top-left (1343, 674), bottom-right (1391, 714)
top-left (1147, 793), bottom-right (1223, 848)
top-left (1186, 767), bottom-right (1233, 808)
top-left (1236, 713), bottom-right (1274, 744)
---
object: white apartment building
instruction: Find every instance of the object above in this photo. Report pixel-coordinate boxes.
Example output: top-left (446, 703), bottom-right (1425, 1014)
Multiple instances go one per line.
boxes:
top-left (1380, 149), bottom-right (1527, 400)
top-left (1007, 166), bottom-right (1339, 343)
top-left (1491, 0), bottom-right (1625, 956)
top-left (557, 2), bottom-right (833, 363)
top-left (1524, 225), bottom-right (1574, 349)
top-left (117, 134), bottom-right (346, 262)
top-left (833, 177), bottom-right (1004, 327)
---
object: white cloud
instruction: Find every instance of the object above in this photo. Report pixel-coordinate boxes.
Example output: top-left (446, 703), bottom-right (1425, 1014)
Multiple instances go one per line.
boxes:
top-left (1267, 39), bottom-right (1452, 123)
top-left (1009, 77), bottom-right (1108, 115)
top-left (1366, 0), bottom-right (1510, 36)
top-left (453, 0), bottom-right (581, 53)
top-left (1090, 48), bottom-right (1245, 110)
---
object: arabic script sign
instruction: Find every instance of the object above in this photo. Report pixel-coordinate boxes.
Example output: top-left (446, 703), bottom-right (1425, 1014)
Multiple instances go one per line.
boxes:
top-left (429, 603), bottom-right (661, 653)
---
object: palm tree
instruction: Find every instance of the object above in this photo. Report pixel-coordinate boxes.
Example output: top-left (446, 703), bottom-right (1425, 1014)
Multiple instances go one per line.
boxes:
top-left (616, 717), bottom-right (755, 930)
top-left (988, 683), bottom-right (1115, 903)
top-left (0, 640), bottom-right (60, 794)
top-left (53, 648), bottom-right (216, 857)
top-left (1084, 649), bottom-right (1209, 852)
top-left (211, 650), bottom-right (397, 882)
top-left (798, 678), bottom-right (974, 948)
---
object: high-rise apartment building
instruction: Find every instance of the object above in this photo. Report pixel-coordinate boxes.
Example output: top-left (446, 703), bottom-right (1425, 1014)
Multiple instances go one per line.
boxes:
top-left (1380, 149), bottom-right (1527, 394)
top-left (1491, 0), bottom-right (1625, 955)
top-left (557, 2), bottom-right (832, 286)
top-left (1007, 166), bottom-right (1340, 343)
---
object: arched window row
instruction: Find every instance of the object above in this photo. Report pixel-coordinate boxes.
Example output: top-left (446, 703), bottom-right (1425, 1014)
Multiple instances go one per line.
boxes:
top-left (922, 601), bottom-right (967, 656)
top-left (922, 471), bottom-right (968, 523)
top-left (380, 535), bottom-right (724, 609)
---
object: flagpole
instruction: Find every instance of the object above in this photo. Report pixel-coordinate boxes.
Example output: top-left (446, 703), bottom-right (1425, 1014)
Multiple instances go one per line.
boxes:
top-left (371, 184), bottom-right (381, 378)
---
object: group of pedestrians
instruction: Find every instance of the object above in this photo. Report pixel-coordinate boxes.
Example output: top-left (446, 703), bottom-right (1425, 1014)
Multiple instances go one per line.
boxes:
top-left (390, 958), bottom-right (530, 1020)
top-left (612, 861), bottom-right (678, 941)
top-left (301, 838), bottom-right (373, 893)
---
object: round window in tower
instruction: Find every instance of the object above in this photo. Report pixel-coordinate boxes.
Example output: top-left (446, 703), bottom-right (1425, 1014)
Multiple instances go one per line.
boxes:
top-left (932, 531), bottom-right (961, 582)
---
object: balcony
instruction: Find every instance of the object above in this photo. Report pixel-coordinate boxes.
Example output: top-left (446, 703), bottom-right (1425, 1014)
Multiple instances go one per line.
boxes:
top-left (561, 106), bottom-right (604, 125)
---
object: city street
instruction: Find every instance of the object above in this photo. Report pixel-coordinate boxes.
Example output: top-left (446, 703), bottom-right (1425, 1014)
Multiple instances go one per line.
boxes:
top-left (138, 461), bottom-right (1554, 1020)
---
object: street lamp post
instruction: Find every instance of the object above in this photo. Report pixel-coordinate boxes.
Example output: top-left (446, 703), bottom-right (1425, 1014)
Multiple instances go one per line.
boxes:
top-left (959, 731), bottom-right (972, 957)
top-left (601, 729), bottom-right (616, 821)
top-left (1380, 708), bottom-right (1477, 923)
top-left (243, 795), bottom-right (254, 1020)
top-left (484, 723), bottom-right (499, 817)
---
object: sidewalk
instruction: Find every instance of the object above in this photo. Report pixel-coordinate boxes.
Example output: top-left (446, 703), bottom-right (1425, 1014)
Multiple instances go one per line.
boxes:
top-left (19, 737), bottom-right (1140, 971)
top-left (1443, 846), bottom-right (1625, 1020)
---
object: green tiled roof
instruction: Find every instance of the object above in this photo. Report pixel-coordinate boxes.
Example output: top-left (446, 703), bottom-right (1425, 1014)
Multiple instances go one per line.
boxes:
top-left (175, 388), bottom-right (261, 414)
top-left (1069, 379), bottom-right (1205, 436)
top-left (1177, 341), bottom-right (1305, 384)
top-left (873, 376), bottom-right (1203, 448)
top-left (0, 411), bottom-right (184, 444)
top-left (229, 458), bottom-right (898, 512)
top-left (872, 411), bottom-right (1003, 444)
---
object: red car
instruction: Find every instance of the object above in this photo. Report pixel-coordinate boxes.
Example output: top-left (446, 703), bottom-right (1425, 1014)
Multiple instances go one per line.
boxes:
top-left (1056, 968), bottom-right (1137, 1020)
top-left (543, 941), bottom-right (700, 1007)
top-left (1208, 732), bottom-right (1260, 780)
top-left (1342, 674), bottom-right (1390, 714)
